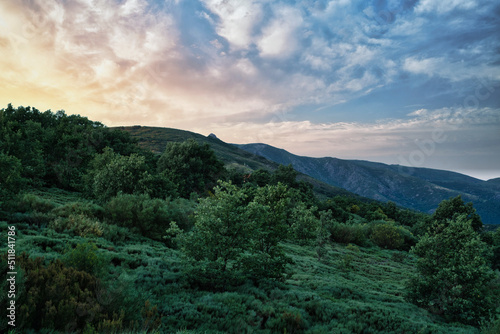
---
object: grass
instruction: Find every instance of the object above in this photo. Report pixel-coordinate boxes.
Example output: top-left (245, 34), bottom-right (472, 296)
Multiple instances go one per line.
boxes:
top-left (2, 202), bottom-right (482, 333)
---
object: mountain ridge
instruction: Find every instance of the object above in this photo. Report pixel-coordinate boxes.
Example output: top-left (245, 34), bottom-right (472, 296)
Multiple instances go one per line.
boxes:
top-left (236, 143), bottom-right (500, 225)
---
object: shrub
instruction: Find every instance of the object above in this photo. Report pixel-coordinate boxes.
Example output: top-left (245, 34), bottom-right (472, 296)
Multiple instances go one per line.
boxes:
top-left (51, 201), bottom-right (105, 220)
top-left (14, 254), bottom-right (105, 332)
top-left (105, 193), bottom-right (195, 240)
top-left (63, 242), bottom-right (105, 275)
top-left (18, 193), bottom-right (57, 213)
top-left (370, 222), bottom-right (405, 250)
top-left (49, 214), bottom-right (104, 237)
top-left (328, 220), bottom-right (368, 246)
top-left (290, 204), bottom-right (319, 245)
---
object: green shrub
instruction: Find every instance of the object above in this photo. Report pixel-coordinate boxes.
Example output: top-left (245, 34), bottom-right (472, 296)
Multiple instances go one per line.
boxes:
top-left (290, 204), bottom-right (319, 245)
top-left (63, 242), bottom-right (105, 275)
top-left (482, 315), bottom-right (500, 334)
top-left (18, 193), bottom-right (57, 213)
top-left (49, 214), bottom-right (104, 237)
top-left (105, 193), bottom-right (195, 240)
top-left (14, 254), bottom-right (105, 332)
top-left (370, 222), bottom-right (405, 250)
top-left (328, 220), bottom-right (368, 246)
top-left (50, 201), bottom-right (105, 220)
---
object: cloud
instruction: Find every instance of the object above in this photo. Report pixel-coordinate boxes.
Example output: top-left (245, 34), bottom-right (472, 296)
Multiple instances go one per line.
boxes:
top-left (201, 0), bottom-right (265, 50)
top-left (415, 0), bottom-right (477, 14)
top-left (0, 0), bottom-right (499, 178)
top-left (257, 4), bottom-right (304, 58)
top-left (204, 107), bottom-right (500, 178)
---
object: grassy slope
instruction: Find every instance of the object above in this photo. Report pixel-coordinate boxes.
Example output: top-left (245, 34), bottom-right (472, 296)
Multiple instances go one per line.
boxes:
top-left (1, 189), bottom-right (480, 334)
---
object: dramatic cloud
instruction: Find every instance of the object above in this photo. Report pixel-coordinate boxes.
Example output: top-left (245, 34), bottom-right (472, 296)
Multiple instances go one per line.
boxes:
top-left (0, 0), bottom-right (499, 179)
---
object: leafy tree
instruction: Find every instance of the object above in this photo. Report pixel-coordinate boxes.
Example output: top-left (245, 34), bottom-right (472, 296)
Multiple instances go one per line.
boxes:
top-left (0, 104), bottom-right (145, 190)
top-left (157, 139), bottom-right (224, 197)
top-left (406, 214), bottom-right (497, 325)
top-left (181, 182), bottom-right (256, 288)
top-left (370, 222), bottom-right (405, 250)
top-left (180, 182), bottom-right (292, 288)
top-left (85, 147), bottom-right (171, 202)
top-left (290, 202), bottom-right (319, 245)
top-left (242, 183), bottom-right (294, 280)
top-left (0, 153), bottom-right (25, 200)
top-left (272, 164), bottom-right (298, 188)
top-left (432, 195), bottom-right (483, 232)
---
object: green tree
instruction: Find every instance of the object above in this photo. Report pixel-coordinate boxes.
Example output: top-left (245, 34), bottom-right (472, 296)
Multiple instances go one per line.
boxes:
top-left (242, 183), bottom-right (294, 280)
top-left (0, 153), bottom-right (25, 200)
top-left (180, 182), bottom-right (292, 288)
top-left (181, 182), bottom-right (255, 288)
top-left (432, 195), bottom-right (483, 232)
top-left (157, 139), bottom-right (224, 198)
top-left (272, 164), bottom-right (298, 188)
top-left (406, 214), bottom-right (497, 325)
top-left (85, 147), bottom-right (170, 202)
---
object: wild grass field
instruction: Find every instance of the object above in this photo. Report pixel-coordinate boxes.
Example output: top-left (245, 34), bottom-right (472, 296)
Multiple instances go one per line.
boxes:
top-left (1, 188), bottom-right (493, 334)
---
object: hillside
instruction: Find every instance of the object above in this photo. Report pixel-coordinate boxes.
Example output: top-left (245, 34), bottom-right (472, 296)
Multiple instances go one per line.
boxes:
top-left (118, 126), bottom-right (363, 200)
top-left (1, 106), bottom-right (498, 333)
top-left (236, 143), bottom-right (500, 225)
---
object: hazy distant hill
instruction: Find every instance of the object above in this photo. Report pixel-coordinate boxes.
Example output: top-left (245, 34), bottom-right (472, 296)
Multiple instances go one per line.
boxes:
top-left (237, 143), bottom-right (500, 225)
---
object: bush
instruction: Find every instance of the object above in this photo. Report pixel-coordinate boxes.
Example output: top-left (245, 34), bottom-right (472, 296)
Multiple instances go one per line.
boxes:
top-left (18, 193), bottom-right (57, 213)
top-left (13, 254), bottom-right (106, 332)
top-left (328, 220), bottom-right (368, 246)
top-left (49, 214), bottom-right (104, 237)
top-left (51, 201), bottom-right (105, 220)
top-left (105, 193), bottom-right (195, 240)
top-left (63, 242), bottom-right (105, 275)
top-left (290, 204), bottom-right (319, 245)
top-left (370, 222), bottom-right (405, 250)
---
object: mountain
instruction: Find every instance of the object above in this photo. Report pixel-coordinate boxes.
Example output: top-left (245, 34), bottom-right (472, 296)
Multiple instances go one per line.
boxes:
top-left (236, 143), bottom-right (500, 225)
top-left (118, 126), bottom-right (361, 200)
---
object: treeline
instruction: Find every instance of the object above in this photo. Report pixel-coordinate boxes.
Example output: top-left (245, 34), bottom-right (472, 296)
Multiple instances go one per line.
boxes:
top-left (1, 105), bottom-right (499, 332)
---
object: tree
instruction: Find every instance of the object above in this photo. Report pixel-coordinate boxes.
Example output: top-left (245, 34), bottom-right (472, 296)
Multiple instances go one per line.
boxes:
top-left (85, 147), bottom-right (171, 202)
top-left (157, 139), bottom-right (224, 198)
top-left (180, 182), bottom-right (293, 289)
top-left (406, 214), bottom-right (497, 325)
top-left (180, 182), bottom-right (256, 288)
top-left (242, 183), bottom-right (294, 280)
top-left (432, 195), bottom-right (483, 232)
top-left (272, 164), bottom-right (298, 188)
top-left (0, 153), bottom-right (25, 201)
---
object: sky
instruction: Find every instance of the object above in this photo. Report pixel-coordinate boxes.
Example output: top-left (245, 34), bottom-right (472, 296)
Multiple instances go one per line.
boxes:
top-left (0, 0), bottom-right (499, 180)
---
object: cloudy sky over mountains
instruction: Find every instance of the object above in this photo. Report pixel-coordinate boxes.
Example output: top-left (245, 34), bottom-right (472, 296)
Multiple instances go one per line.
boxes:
top-left (0, 0), bottom-right (499, 179)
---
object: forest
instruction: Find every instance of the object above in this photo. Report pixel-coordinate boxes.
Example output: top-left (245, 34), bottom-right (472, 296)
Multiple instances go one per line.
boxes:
top-left (1, 104), bottom-right (499, 333)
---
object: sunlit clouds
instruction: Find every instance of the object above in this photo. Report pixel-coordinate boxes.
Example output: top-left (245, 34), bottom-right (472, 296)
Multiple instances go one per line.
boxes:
top-left (0, 0), bottom-right (499, 179)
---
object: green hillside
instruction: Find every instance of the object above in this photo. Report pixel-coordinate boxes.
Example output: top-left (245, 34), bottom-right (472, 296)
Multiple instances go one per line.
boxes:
top-left (118, 126), bottom-right (360, 200)
top-left (1, 106), bottom-right (498, 333)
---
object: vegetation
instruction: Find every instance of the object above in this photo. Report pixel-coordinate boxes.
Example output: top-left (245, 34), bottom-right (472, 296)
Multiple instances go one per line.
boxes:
top-left (0, 105), bottom-right (498, 333)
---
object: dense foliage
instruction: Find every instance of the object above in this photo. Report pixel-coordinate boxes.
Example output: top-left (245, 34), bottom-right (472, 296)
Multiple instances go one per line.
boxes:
top-left (0, 105), bottom-right (498, 333)
top-left (406, 215), bottom-right (498, 325)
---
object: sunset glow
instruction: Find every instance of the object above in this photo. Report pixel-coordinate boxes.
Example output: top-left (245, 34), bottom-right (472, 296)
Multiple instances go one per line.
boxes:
top-left (1, 0), bottom-right (499, 179)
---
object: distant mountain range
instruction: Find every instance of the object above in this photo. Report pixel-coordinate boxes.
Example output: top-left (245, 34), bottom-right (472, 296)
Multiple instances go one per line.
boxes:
top-left (236, 143), bottom-right (500, 225)
top-left (118, 126), bottom-right (499, 225)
